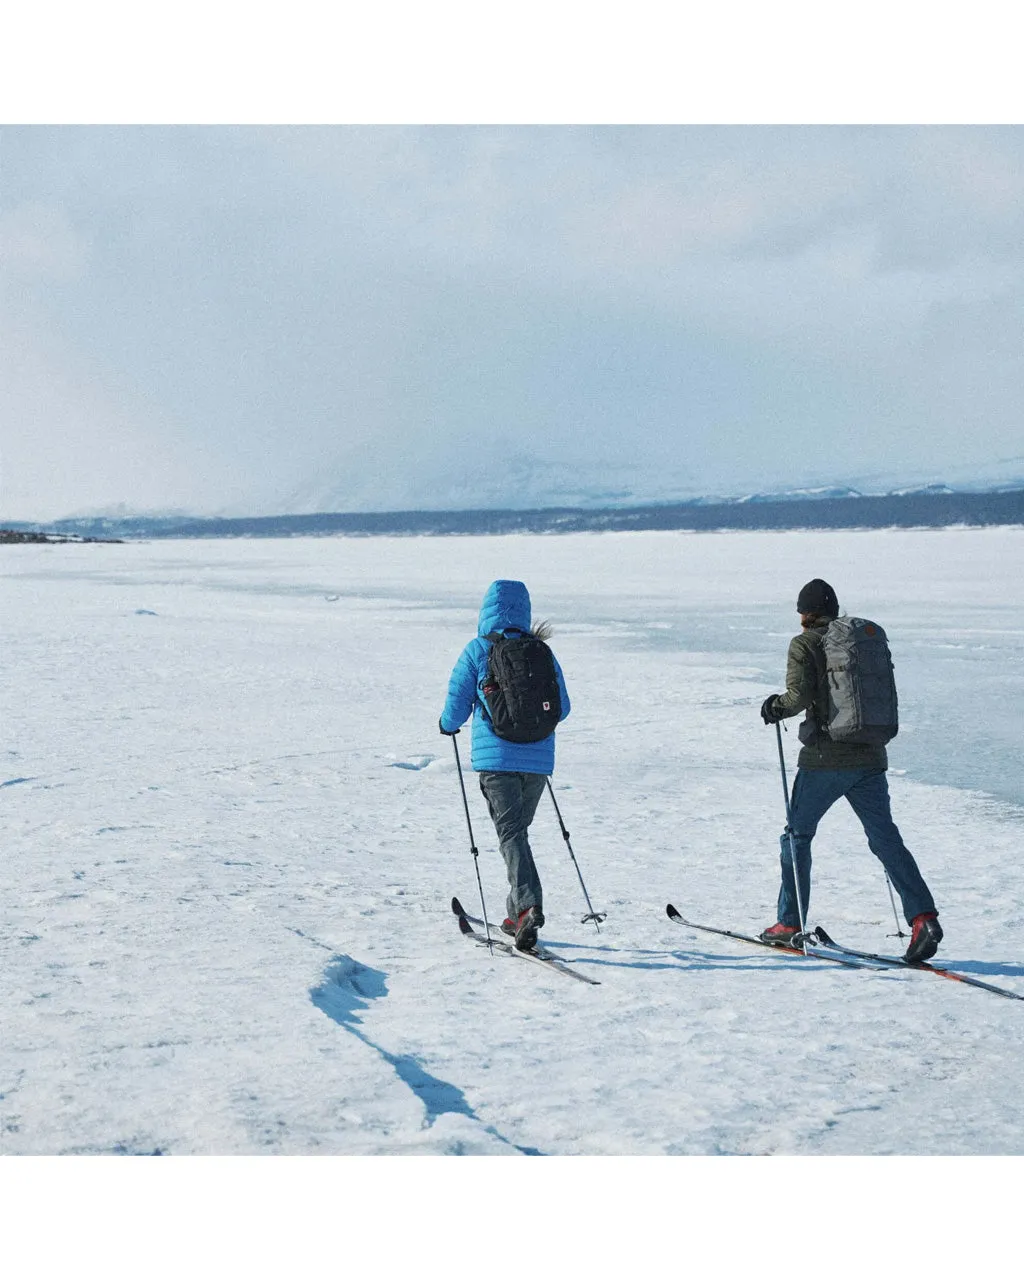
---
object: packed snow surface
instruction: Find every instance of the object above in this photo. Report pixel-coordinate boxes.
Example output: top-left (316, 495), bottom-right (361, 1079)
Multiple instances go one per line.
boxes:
top-left (3, 528), bottom-right (1024, 1156)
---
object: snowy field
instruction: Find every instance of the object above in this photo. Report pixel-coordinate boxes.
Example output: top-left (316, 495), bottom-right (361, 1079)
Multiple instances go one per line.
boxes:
top-left (3, 527), bottom-right (1024, 1163)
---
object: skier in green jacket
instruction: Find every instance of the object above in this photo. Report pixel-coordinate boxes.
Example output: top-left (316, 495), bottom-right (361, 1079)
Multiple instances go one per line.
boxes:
top-left (758, 578), bottom-right (942, 962)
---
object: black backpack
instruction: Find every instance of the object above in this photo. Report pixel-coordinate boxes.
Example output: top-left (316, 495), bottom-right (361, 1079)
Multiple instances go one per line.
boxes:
top-left (481, 630), bottom-right (562, 743)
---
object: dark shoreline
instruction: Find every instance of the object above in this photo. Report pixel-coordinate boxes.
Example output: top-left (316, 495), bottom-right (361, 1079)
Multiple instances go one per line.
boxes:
top-left (0, 529), bottom-right (123, 545)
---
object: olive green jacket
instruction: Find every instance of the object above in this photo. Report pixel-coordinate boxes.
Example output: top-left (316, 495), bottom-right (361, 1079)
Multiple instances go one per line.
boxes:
top-left (773, 623), bottom-right (888, 771)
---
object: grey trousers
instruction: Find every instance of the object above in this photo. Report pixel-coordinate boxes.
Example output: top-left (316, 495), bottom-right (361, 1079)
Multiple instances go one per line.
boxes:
top-left (478, 771), bottom-right (547, 920)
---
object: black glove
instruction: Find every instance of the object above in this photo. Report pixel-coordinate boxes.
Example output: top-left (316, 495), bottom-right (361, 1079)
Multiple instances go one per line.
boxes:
top-left (438, 718), bottom-right (460, 736)
top-left (760, 695), bottom-right (784, 725)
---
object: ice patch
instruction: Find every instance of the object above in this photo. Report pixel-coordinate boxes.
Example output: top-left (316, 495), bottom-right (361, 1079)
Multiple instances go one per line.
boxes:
top-left (388, 755), bottom-right (435, 771)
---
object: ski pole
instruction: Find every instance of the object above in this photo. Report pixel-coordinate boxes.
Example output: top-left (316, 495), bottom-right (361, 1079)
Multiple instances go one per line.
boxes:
top-left (883, 871), bottom-right (908, 939)
top-left (450, 734), bottom-right (493, 950)
top-left (775, 721), bottom-right (808, 952)
top-left (545, 778), bottom-right (607, 930)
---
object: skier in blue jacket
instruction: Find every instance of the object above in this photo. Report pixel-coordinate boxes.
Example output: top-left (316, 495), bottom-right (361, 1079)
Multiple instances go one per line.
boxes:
top-left (439, 580), bottom-right (571, 950)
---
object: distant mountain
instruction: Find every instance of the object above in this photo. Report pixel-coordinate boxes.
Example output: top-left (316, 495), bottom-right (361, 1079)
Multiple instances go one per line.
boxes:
top-left (845, 456), bottom-right (1024, 499)
top-left (8, 455), bottom-right (1024, 533)
top-left (10, 485), bottom-right (1023, 541)
top-left (888, 483), bottom-right (956, 497)
top-left (738, 485), bottom-right (864, 504)
top-left (277, 453), bottom-right (1024, 517)
top-left (278, 453), bottom-right (708, 515)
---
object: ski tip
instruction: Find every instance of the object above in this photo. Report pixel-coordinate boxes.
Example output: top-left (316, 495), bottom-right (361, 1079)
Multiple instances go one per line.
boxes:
top-left (456, 912), bottom-right (473, 936)
top-left (666, 903), bottom-right (681, 920)
top-left (451, 896), bottom-right (465, 917)
top-left (814, 924), bottom-right (835, 946)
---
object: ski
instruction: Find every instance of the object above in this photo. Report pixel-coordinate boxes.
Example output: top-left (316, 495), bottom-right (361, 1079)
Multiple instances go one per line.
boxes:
top-left (451, 897), bottom-right (600, 985)
top-left (813, 926), bottom-right (1024, 1003)
top-left (665, 904), bottom-right (878, 970)
top-left (667, 906), bottom-right (1024, 1000)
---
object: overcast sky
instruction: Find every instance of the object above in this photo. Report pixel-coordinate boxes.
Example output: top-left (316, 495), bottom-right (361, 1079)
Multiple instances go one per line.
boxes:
top-left (3, 124), bottom-right (1024, 519)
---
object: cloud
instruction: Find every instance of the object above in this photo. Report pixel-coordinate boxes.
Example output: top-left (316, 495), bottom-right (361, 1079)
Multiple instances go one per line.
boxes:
top-left (2, 125), bottom-right (1024, 518)
top-left (0, 311), bottom-right (212, 519)
top-left (0, 202), bottom-right (89, 280)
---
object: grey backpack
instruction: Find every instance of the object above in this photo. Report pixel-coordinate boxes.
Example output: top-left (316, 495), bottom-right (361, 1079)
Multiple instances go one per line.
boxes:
top-left (819, 617), bottom-right (899, 745)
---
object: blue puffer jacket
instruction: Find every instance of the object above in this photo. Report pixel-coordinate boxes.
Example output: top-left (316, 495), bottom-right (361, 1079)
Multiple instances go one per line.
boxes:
top-left (440, 580), bottom-right (570, 774)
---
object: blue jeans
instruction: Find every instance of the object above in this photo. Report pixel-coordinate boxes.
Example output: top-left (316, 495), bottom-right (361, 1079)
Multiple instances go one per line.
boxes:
top-left (479, 771), bottom-right (547, 919)
top-left (777, 768), bottom-right (936, 929)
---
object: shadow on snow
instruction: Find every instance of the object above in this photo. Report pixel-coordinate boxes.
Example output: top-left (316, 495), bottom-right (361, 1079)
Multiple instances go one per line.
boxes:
top-left (310, 956), bottom-right (541, 1155)
top-left (540, 940), bottom-right (864, 976)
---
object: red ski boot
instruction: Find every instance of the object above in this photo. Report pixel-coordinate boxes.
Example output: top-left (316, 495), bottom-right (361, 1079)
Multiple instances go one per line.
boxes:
top-left (759, 922), bottom-right (802, 946)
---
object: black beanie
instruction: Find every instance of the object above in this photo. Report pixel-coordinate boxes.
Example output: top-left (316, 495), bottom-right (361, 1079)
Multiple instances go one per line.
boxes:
top-left (797, 578), bottom-right (839, 617)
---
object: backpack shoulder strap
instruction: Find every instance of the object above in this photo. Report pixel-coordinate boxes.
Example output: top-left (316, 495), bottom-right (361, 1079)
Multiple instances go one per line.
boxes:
top-left (804, 626), bottom-right (826, 668)
top-left (801, 628), bottom-right (829, 729)
top-left (483, 628), bottom-right (528, 642)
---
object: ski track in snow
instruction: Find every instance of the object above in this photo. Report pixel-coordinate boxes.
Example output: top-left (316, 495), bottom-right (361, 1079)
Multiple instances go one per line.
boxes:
top-left (2, 528), bottom-right (1024, 1155)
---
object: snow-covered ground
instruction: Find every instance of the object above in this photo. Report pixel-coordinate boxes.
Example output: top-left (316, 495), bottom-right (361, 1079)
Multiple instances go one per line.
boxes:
top-left (3, 528), bottom-right (1024, 1159)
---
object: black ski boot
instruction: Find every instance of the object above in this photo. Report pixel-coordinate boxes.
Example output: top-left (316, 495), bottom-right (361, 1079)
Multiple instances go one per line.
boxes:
top-left (514, 906), bottom-right (545, 951)
top-left (905, 912), bottom-right (942, 963)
